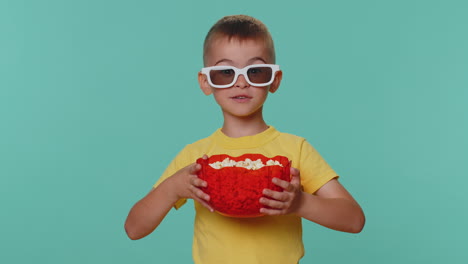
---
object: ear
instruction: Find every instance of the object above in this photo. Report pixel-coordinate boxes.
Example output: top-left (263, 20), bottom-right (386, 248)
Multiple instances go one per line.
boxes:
top-left (268, 70), bottom-right (282, 94)
top-left (198, 72), bottom-right (212, 95)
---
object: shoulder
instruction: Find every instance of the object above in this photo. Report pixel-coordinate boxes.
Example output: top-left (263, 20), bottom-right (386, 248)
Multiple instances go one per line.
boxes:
top-left (278, 131), bottom-right (306, 141)
top-left (272, 129), bottom-right (321, 158)
top-left (274, 129), bottom-right (308, 146)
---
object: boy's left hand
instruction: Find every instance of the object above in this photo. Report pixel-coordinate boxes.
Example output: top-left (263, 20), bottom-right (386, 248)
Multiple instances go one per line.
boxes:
top-left (259, 167), bottom-right (303, 215)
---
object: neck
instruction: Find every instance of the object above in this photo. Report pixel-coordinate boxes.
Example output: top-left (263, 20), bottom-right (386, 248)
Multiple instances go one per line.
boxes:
top-left (221, 109), bottom-right (269, 138)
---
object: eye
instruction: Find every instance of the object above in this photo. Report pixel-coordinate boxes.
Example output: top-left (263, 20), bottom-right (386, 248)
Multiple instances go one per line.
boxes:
top-left (220, 69), bottom-right (234, 75)
top-left (248, 67), bottom-right (262, 74)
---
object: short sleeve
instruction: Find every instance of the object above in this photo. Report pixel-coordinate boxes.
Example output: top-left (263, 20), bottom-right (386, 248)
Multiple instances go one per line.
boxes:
top-left (153, 146), bottom-right (194, 209)
top-left (298, 140), bottom-right (339, 194)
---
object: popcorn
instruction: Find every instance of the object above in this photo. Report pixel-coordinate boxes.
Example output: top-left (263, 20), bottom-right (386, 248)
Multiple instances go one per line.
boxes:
top-left (209, 157), bottom-right (283, 170)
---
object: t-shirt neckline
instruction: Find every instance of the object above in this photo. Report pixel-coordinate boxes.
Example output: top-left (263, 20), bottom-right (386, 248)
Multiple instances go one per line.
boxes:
top-left (212, 126), bottom-right (280, 149)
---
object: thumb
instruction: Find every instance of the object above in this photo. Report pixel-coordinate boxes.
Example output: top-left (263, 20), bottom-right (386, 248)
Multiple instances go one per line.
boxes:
top-left (189, 162), bottom-right (202, 175)
top-left (290, 167), bottom-right (301, 186)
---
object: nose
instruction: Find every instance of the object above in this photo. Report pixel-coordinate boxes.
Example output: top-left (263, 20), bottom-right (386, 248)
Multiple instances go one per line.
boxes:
top-left (234, 74), bottom-right (249, 88)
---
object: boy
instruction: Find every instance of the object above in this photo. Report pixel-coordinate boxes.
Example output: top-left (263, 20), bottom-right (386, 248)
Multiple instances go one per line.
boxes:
top-left (125, 15), bottom-right (365, 264)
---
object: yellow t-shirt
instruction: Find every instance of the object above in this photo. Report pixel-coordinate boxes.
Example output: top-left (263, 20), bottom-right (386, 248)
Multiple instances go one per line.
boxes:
top-left (153, 126), bottom-right (338, 264)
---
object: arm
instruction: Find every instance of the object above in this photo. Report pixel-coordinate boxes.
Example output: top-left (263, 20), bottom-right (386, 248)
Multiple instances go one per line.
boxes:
top-left (297, 178), bottom-right (365, 233)
top-left (124, 159), bottom-right (212, 240)
top-left (260, 168), bottom-right (365, 233)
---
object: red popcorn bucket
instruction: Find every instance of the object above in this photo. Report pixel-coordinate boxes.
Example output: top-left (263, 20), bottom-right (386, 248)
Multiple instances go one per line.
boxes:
top-left (196, 154), bottom-right (291, 217)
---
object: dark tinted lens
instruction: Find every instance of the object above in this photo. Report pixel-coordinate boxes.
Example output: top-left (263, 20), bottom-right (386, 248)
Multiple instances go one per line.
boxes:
top-left (247, 67), bottom-right (272, 84)
top-left (210, 69), bottom-right (235, 85)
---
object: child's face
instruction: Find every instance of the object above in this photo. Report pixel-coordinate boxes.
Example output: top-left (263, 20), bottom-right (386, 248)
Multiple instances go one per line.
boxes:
top-left (198, 37), bottom-right (282, 119)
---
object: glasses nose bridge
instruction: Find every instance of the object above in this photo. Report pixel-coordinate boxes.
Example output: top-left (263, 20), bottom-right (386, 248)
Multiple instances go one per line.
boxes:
top-left (233, 67), bottom-right (250, 87)
top-left (235, 67), bottom-right (250, 83)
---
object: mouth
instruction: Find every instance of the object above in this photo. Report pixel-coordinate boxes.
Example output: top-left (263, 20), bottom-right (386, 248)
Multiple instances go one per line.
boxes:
top-left (230, 94), bottom-right (252, 99)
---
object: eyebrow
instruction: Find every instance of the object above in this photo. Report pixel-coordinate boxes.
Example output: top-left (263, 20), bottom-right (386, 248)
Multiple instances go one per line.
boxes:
top-left (247, 57), bottom-right (267, 64)
top-left (214, 57), bottom-right (267, 66)
top-left (214, 59), bottom-right (233, 65)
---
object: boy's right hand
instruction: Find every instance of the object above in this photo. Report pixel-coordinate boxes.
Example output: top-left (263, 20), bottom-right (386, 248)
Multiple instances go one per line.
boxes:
top-left (168, 155), bottom-right (214, 212)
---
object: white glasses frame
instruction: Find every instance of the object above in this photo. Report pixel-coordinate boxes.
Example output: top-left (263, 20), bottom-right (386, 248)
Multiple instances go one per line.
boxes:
top-left (201, 64), bottom-right (280, 88)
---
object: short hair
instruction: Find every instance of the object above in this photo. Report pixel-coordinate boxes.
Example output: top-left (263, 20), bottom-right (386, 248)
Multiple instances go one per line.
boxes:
top-left (203, 15), bottom-right (276, 65)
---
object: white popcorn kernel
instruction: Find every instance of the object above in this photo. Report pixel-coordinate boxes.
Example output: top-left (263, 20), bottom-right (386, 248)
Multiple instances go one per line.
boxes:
top-left (252, 159), bottom-right (265, 170)
top-left (209, 161), bottom-right (222, 169)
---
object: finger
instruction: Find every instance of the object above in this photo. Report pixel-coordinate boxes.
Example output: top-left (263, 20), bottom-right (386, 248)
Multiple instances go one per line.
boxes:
top-left (193, 197), bottom-right (214, 212)
top-left (189, 182), bottom-right (214, 212)
top-left (190, 176), bottom-right (207, 188)
top-left (259, 197), bottom-right (287, 209)
top-left (202, 154), bottom-right (208, 159)
top-left (290, 167), bottom-right (300, 178)
top-left (263, 188), bottom-right (289, 201)
top-left (272, 177), bottom-right (294, 192)
top-left (189, 184), bottom-right (210, 201)
top-left (290, 175), bottom-right (301, 187)
top-left (289, 167), bottom-right (301, 186)
top-left (189, 163), bottom-right (202, 175)
top-left (259, 207), bottom-right (285, 216)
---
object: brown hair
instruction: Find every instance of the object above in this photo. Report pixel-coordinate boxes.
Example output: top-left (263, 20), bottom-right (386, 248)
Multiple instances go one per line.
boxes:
top-left (203, 15), bottom-right (275, 65)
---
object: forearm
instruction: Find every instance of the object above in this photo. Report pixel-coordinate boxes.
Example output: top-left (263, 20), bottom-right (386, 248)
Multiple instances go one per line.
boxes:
top-left (124, 178), bottom-right (179, 240)
top-left (296, 192), bottom-right (365, 233)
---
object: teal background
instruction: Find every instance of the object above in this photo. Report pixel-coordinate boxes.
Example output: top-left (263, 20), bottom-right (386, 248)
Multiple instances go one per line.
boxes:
top-left (1, 0), bottom-right (467, 263)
